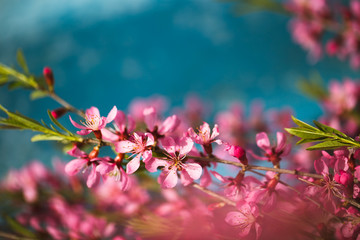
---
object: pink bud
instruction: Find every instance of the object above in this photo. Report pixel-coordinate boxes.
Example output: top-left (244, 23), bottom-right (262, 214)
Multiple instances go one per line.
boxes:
top-left (43, 66), bottom-right (54, 92)
top-left (325, 39), bottom-right (340, 56)
top-left (51, 107), bottom-right (68, 119)
top-left (225, 144), bottom-right (248, 165)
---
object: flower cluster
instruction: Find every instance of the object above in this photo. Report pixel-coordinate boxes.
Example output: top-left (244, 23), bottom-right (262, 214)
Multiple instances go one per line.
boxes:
top-left (286, 0), bottom-right (360, 69)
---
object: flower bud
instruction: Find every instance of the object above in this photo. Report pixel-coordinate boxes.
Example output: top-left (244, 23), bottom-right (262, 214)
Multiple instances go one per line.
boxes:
top-left (225, 144), bottom-right (248, 165)
top-left (51, 107), bottom-right (68, 119)
top-left (89, 146), bottom-right (99, 159)
top-left (334, 170), bottom-right (353, 186)
top-left (43, 67), bottom-right (54, 92)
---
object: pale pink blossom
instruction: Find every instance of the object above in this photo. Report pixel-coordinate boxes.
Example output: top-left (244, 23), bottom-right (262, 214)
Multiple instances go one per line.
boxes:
top-left (188, 122), bottom-right (222, 155)
top-left (255, 132), bottom-right (291, 164)
top-left (143, 107), bottom-right (180, 137)
top-left (155, 136), bottom-right (202, 188)
top-left (69, 106), bottom-right (117, 136)
top-left (225, 201), bottom-right (262, 239)
top-left (101, 110), bottom-right (135, 142)
top-left (115, 132), bottom-right (154, 174)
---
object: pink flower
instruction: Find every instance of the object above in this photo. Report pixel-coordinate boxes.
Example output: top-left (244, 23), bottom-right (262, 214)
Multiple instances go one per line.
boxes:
top-left (69, 106), bottom-right (117, 137)
top-left (115, 132), bottom-right (154, 174)
top-left (101, 110), bottom-right (135, 142)
top-left (155, 136), bottom-right (202, 188)
top-left (255, 132), bottom-right (291, 164)
top-left (96, 160), bottom-right (129, 191)
top-left (188, 122), bottom-right (222, 155)
top-left (143, 107), bottom-right (180, 137)
top-left (225, 201), bottom-right (262, 239)
top-left (64, 145), bottom-right (102, 188)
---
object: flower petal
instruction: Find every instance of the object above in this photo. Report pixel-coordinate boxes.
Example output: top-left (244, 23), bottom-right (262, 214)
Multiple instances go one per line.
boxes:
top-left (65, 159), bottom-right (88, 176)
top-left (184, 163), bottom-right (202, 180)
top-left (179, 137), bottom-right (194, 156)
top-left (159, 169), bottom-right (178, 189)
top-left (158, 115), bottom-right (180, 135)
top-left (200, 167), bottom-right (212, 187)
top-left (160, 136), bottom-right (177, 155)
top-left (86, 107), bottom-right (100, 119)
top-left (86, 165), bottom-right (100, 188)
top-left (144, 107), bottom-right (157, 132)
top-left (106, 106), bottom-right (118, 123)
top-left (69, 116), bottom-right (87, 129)
top-left (256, 132), bottom-right (270, 151)
top-left (126, 155), bottom-right (141, 174)
top-left (115, 140), bottom-right (136, 153)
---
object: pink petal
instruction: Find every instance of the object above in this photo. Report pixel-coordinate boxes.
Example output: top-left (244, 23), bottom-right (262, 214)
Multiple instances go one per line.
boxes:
top-left (76, 129), bottom-right (92, 135)
top-left (355, 166), bottom-right (360, 181)
top-left (256, 132), bottom-right (270, 151)
top-left (97, 116), bottom-right (108, 129)
top-left (115, 140), bottom-right (136, 153)
top-left (127, 115), bottom-right (136, 133)
top-left (158, 115), bottom-right (180, 135)
top-left (86, 107), bottom-right (100, 119)
top-left (67, 145), bottom-right (87, 158)
top-left (86, 165), bottom-right (100, 188)
top-left (159, 170), bottom-right (178, 189)
top-left (200, 122), bottom-right (211, 140)
top-left (114, 111), bottom-right (126, 133)
top-left (200, 167), bottom-right (212, 187)
top-left (126, 155), bottom-right (141, 174)
top-left (275, 132), bottom-right (286, 152)
top-left (96, 162), bottom-right (112, 175)
top-left (160, 136), bottom-right (177, 155)
top-left (69, 116), bottom-right (87, 129)
top-left (254, 222), bottom-right (262, 240)
top-left (106, 106), bottom-right (118, 123)
top-left (142, 150), bottom-right (153, 162)
top-left (144, 107), bottom-right (157, 132)
top-left (180, 170), bottom-right (194, 186)
top-left (210, 170), bottom-right (229, 183)
top-left (314, 159), bottom-right (329, 175)
top-left (101, 129), bottom-right (119, 142)
top-left (179, 137), bottom-right (194, 156)
top-left (65, 159), bottom-right (88, 176)
top-left (145, 133), bottom-right (155, 147)
top-left (225, 211), bottom-right (246, 226)
top-left (183, 163), bottom-right (202, 180)
top-left (210, 124), bottom-right (220, 140)
top-left (145, 157), bottom-right (167, 172)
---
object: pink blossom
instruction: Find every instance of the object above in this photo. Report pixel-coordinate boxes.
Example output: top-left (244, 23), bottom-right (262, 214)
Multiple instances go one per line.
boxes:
top-left (323, 79), bottom-right (358, 115)
top-left (155, 136), bottom-right (202, 188)
top-left (143, 107), bottom-right (180, 137)
top-left (255, 132), bottom-right (291, 164)
top-left (115, 132), bottom-right (154, 174)
top-left (96, 160), bottom-right (129, 191)
top-left (188, 122), bottom-right (222, 155)
top-left (65, 145), bottom-right (102, 188)
top-left (225, 201), bottom-right (262, 239)
top-left (101, 110), bottom-right (135, 142)
top-left (69, 106), bottom-right (117, 137)
top-left (224, 144), bottom-right (248, 165)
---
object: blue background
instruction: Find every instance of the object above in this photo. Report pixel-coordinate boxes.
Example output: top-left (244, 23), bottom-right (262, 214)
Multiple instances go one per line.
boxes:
top-left (0, 0), bottom-right (357, 175)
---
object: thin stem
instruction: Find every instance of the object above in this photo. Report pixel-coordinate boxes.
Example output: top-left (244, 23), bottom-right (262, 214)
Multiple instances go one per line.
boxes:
top-left (188, 155), bottom-right (324, 179)
top-left (192, 183), bottom-right (236, 207)
top-left (48, 92), bottom-right (85, 117)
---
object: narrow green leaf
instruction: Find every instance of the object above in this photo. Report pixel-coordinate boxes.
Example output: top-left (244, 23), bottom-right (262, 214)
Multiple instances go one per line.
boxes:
top-left (285, 128), bottom-right (327, 139)
top-left (296, 137), bottom-right (330, 145)
top-left (306, 141), bottom-right (352, 151)
top-left (5, 216), bottom-right (36, 238)
top-left (31, 134), bottom-right (65, 142)
top-left (47, 110), bottom-right (73, 135)
top-left (8, 81), bottom-right (29, 90)
top-left (16, 49), bottom-right (29, 73)
top-left (291, 116), bottom-right (319, 131)
top-left (30, 90), bottom-right (48, 100)
top-left (313, 120), bottom-right (351, 139)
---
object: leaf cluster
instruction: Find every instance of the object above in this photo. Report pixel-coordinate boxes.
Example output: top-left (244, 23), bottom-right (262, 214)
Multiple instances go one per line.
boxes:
top-left (0, 105), bottom-right (82, 143)
top-left (0, 49), bottom-right (48, 100)
top-left (285, 116), bottom-right (360, 150)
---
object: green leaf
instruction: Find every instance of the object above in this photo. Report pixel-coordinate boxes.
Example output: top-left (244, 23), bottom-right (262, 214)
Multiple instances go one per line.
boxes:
top-left (30, 90), bottom-right (48, 100)
top-left (313, 120), bottom-right (351, 139)
top-left (306, 141), bottom-right (352, 151)
top-left (5, 216), bottom-right (36, 238)
top-left (16, 49), bottom-right (29, 74)
top-left (31, 134), bottom-right (65, 142)
top-left (47, 110), bottom-right (73, 135)
top-left (291, 116), bottom-right (318, 131)
top-left (285, 128), bottom-right (326, 139)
